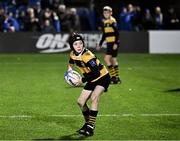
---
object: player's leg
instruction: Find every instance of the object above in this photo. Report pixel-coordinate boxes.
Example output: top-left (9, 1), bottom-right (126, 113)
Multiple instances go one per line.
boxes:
top-left (104, 54), bottom-right (115, 78)
top-left (77, 89), bottom-right (92, 134)
top-left (104, 54), bottom-right (112, 66)
top-left (105, 54), bottom-right (116, 80)
top-left (112, 57), bottom-right (121, 83)
top-left (77, 89), bottom-right (92, 122)
top-left (90, 85), bottom-right (104, 110)
top-left (84, 85), bottom-right (105, 136)
top-left (111, 44), bottom-right (121, 84)
top-left (105, 43), bottom-right (118, 84)
top-left (105, 43), bottom-right (113, 67)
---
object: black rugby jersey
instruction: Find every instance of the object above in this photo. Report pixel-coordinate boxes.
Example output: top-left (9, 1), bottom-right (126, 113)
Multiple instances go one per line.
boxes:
top-left (69, 49), bottom-right (108, 82)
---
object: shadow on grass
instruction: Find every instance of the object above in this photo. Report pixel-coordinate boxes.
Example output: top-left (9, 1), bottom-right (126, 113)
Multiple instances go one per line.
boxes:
top-left (165, 88), bottom-right (180, 93)
top-left (64, 85), bottom-right (84, 89)
top-left (33, 132), bottom-right (87, 140)
top-left (29, 113), bottom-right (88, 140)
top-left (59, 132), bottom-right (87, 140)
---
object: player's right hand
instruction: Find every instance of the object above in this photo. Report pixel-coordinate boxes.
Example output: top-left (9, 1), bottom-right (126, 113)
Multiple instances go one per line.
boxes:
top-left (113, 43), bottom-right (118, 50)
top-left (96, 44), bottom-right (101, 51)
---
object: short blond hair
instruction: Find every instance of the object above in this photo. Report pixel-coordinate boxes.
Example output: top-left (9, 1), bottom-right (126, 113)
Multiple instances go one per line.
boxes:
top-left (103, 6), bottom-right (112, 12)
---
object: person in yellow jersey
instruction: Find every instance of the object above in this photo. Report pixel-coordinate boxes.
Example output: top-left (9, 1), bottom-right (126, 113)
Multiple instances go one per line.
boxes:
top-left (67, 32), bottom-right (110, 136)
top-left (96, 6), bottom-right (121, 84)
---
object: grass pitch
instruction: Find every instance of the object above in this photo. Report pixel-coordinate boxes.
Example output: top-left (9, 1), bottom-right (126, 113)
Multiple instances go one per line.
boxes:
top-left (0, 53), bottom-right (180, 140)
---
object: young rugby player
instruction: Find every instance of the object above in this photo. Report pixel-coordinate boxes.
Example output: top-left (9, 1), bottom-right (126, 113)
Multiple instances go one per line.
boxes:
top-left (67, 32), bottom-right (110, 136)
top-left (96, 6), bottom-right (121, 84)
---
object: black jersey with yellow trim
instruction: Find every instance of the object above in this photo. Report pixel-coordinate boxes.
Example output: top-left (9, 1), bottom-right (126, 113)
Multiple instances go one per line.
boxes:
top-left (69, 49), bottom-right (108, 82)
top-left (99, 16), bottom-right (119, 46)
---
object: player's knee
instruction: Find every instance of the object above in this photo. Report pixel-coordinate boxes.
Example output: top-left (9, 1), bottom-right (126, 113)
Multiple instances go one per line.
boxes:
top-left (91, 95), bottom-right (99, 103)
top-left (104, 56), bottom-right (108, 61)
top-left (104, 57), bottom-right (110, 65)
top-left (112, 58), bottom-right (117, 63)
top-left (77, 98), bottom-right (84, 107)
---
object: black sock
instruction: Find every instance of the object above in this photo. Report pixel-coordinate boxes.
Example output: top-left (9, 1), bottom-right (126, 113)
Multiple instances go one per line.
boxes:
top-left (114, 65), bottom-right (119, 78)
top-left (88, 110), bottom-right (98, 126)
top-left (82, 109), bottom-right (90, 122)
top-left (108, 65), bottom-right (116, 78)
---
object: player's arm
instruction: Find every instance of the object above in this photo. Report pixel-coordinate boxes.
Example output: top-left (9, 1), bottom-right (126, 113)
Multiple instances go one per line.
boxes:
top-left (111, 22), bottom-right (119, 50)
top-left (82, 58), bottom-right (100, 83)
top-left (112, 22), bottom-right (119, 44)
top-left (68, 57), bottom-right (74, 71)
top-left (96, 20), bottom-right (105, 50)
top-left (99, 32), bottom-right (105, 46)
top-left (98, 20), bottom-right (105, 47)
top-left (96, 33), bottom-right (105, 51)
top-left (68, 64), bottom-right (74, 71)
top-left (68, 57), bottom-right (83, 85)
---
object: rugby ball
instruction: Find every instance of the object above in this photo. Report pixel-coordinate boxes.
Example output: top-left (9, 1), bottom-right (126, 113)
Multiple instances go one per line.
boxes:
top-left (64, 70), bottom-right (82, 87)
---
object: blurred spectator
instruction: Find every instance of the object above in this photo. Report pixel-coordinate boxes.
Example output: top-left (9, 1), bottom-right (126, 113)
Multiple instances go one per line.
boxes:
top-left (42, 19), bottom-right (55, 33)
top-left (42, 8), bottom-right (52, 21)
top-left (29, 0), bottom-right (39, 6)
top-left (33, 1), bottom-right (43, 27)
top-left (3, 14), bottom-right (20, 32)
top-left (26, 7), bottom-right (40, 32)
top-left (7, 0), bottom-right (17, 7)
top-left (52, 0), bottom-right (61, 12)
top-left (34, 1), bottom-right (42, 16)
top-left (0, 1), bottom-right (180, 32)
top-left (17, 10), bottom-right (27, 31)
top-left (57, 4), bottom-right (71, 32)
top-left (154, 6), bottom-right (163, 29)
top-left (119, 7), bottom-right (128, 30)
top-left (123, 4), bottom-right (135, 31)
top-left (77, 8), bottom-right (92, 31)
top-left (132, 6), bottom-right (143, 31)
top-left (52, 11), bottom-right (61, 32)
top-left (6, 0), bottom-right (17, 17)
top-left (142, 9), bottom-right (154, 30)
top-left (0, 7), bottom-right (5, 31)
top-left (68, 8), bottom-right (80, 32)
top-left (165, 7), bottom-right (180, 29)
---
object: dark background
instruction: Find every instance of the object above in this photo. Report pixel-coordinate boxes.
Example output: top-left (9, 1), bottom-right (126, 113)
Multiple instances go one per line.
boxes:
top-left (64, 0), bottom-right (180, 30)
top-left (64, 0), bottom-right (180, 18)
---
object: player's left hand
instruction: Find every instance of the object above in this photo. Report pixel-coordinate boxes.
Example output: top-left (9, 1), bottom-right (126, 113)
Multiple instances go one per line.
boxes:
top-left (76, 78), bottom-right (82, 86)
top-left (113, 43), bottom-right (118, 50)
top-left (75, 77), bottom-right (82, 86)
top-left (96, 44), bottom-right (101, 51)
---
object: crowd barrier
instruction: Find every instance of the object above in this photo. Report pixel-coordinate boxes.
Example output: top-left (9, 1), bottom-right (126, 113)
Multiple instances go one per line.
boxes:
top-left (0, 31), bottom-right (179, 53)
top-left (149, 31), bottom-right (180, 54)
top-left (0, 32), bottom-right (148, 53)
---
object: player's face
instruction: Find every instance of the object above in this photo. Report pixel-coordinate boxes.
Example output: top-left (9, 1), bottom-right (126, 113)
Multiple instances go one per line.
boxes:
top-left (103, 10), bottom-right (111, 19)
top-left (73, 40), bottom-right (84, 53)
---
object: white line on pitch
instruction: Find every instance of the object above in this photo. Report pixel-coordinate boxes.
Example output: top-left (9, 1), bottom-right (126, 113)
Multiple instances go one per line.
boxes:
top-left (0, 115), bottom-right (32, 118)
top-left (50, 114), bottom-right (180, 117)
top-left (0, 114), bottom-right (180, 119)
top-left (141, 114), bottom-right (180, 116)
